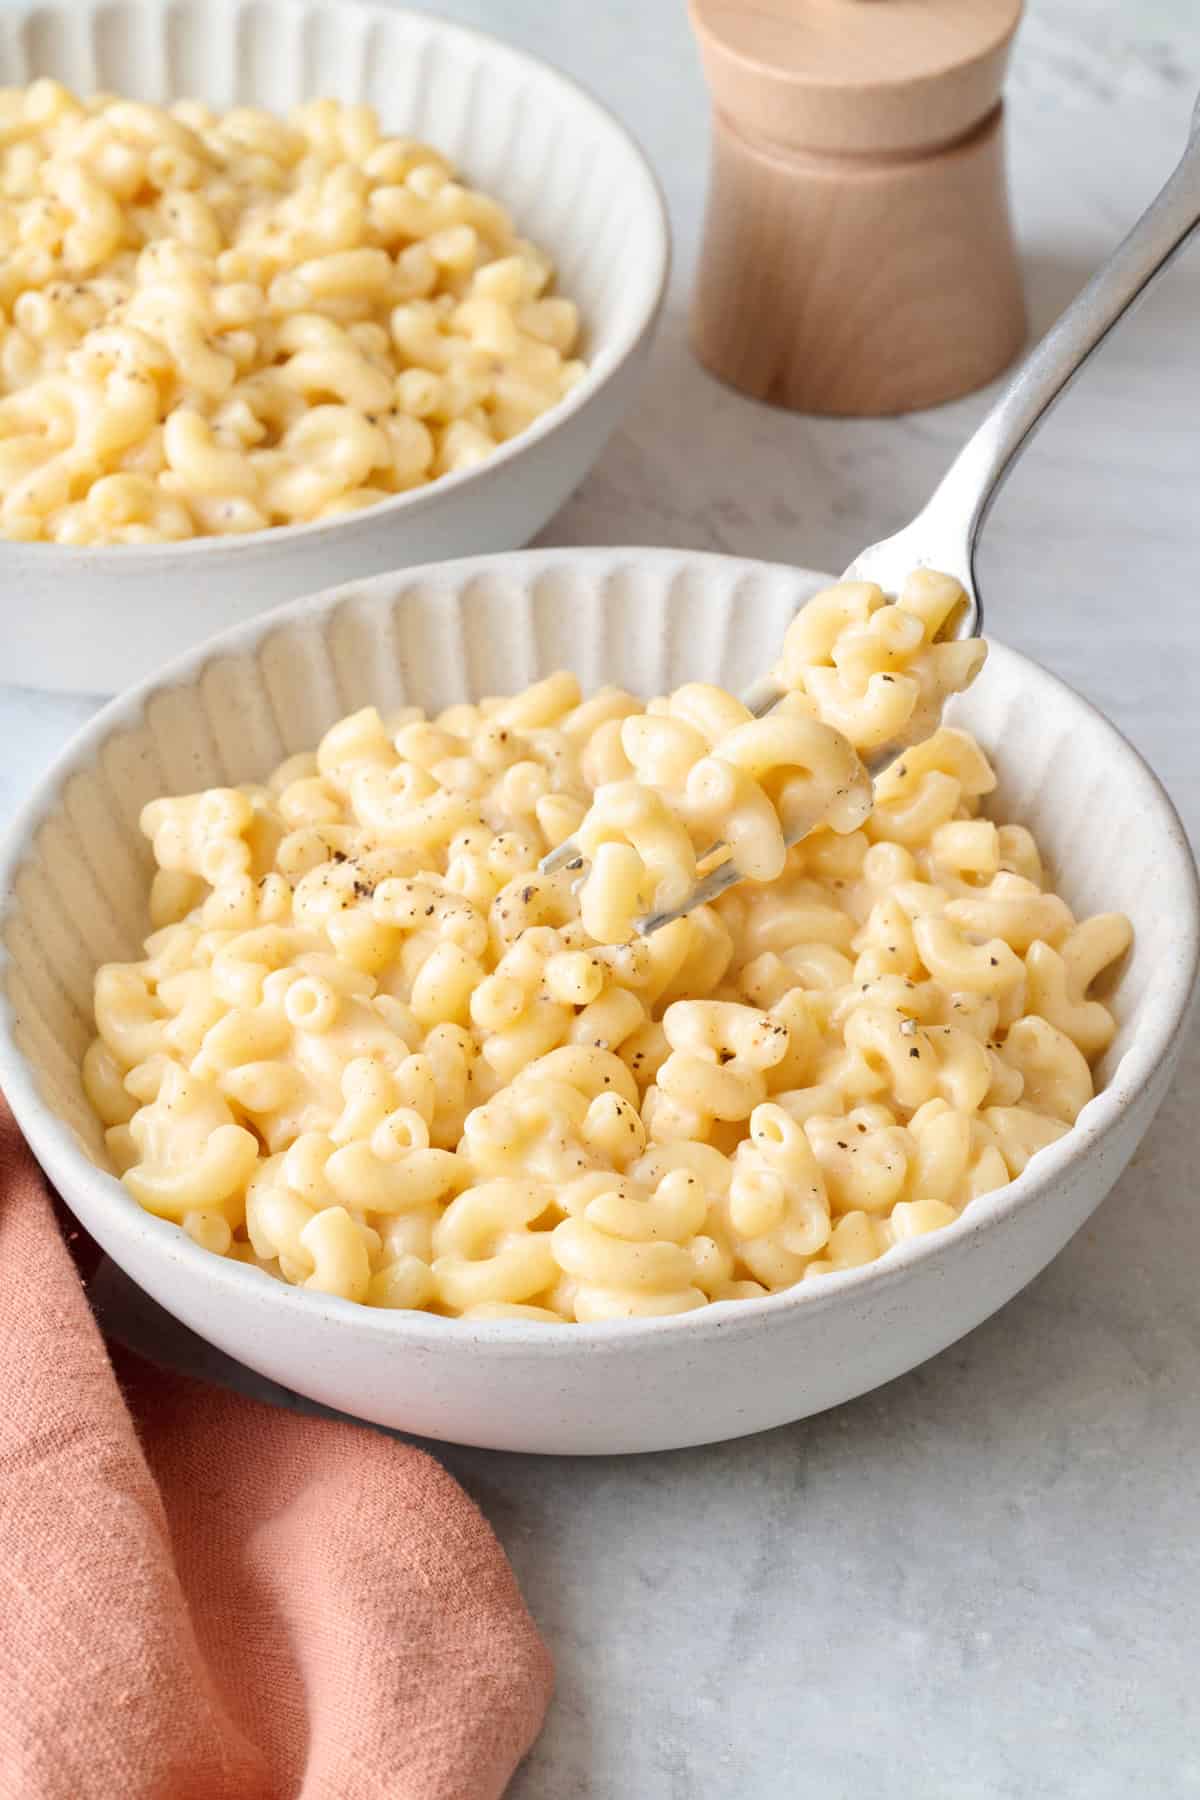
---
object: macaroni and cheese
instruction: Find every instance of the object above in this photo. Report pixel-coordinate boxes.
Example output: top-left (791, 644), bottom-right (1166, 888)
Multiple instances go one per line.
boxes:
top-left (83, 576), bottom-right (1132, 1321)
top-left (0, 82), bottom-right (584, 543)
top-left (574, 568), bottom-right (985, 936)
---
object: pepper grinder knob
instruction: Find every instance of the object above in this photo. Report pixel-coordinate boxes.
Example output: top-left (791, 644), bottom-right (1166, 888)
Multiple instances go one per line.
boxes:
top-left (688, 0), bottom-right (1027, 415)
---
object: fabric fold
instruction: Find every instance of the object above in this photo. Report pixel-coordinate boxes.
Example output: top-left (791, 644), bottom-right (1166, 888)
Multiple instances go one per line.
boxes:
top-left (0, 1098), bottom-right (552, 1800)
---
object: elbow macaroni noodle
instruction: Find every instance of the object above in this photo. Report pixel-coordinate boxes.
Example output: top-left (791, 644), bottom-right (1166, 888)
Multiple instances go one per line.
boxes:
top-left (0, 82), bottom-right (584, 543)
top-left (575, 568), bottom-right (985, 936)
top-left (84, 576), bottom-right (1133, 1321)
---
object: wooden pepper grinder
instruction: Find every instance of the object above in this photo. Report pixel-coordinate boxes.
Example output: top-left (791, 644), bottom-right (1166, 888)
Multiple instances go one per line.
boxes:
top-left (688, 0), bottom-right (1027, 415)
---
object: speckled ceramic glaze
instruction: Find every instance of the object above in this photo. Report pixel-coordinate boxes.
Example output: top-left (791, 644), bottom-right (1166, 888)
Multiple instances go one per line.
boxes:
top-left (1, 548), bottom-right (1195, 1453)
top-left (0, 0), bottom-right (668, 693)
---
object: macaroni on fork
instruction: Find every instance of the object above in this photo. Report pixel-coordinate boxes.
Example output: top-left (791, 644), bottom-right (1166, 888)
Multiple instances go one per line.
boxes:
top-left (0, 82), bottom-right (584, 543)
top-left (574, 569), bottom-right (985, 937)
top-left (83, 576), bottom-right (1132, 1321)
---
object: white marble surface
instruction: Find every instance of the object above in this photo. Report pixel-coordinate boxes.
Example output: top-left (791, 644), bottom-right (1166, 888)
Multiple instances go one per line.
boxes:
top-left (5, 2), bottom-right (1200, 1795)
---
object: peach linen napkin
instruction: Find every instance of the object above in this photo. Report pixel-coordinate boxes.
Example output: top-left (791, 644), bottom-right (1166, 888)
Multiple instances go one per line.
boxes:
top-left (0, 1097), bottom-right (553, 1800)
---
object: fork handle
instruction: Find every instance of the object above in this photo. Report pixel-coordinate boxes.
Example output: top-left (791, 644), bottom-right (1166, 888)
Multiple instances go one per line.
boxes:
top-left (917, 91), bottom-right (1200, 563)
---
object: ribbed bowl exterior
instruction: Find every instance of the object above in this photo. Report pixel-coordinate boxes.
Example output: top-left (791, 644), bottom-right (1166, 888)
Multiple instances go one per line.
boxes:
top-left (1, 549), bottom-right (1196, 1451)
top-left (0, 0), bottom-right (668, 691)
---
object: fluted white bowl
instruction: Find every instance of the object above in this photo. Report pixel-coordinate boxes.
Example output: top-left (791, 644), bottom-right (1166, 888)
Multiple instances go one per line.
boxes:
top-left (1, 548), bottom-right (1196, 1453)
top-left (0, 0), bottom-right (668, 694)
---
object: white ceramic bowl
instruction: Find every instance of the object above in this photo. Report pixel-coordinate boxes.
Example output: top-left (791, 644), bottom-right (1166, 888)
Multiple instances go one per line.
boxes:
top-left (1, 548), bottom-right (1196, 1454)
top-left (0, 0), bottom-right (668, 695)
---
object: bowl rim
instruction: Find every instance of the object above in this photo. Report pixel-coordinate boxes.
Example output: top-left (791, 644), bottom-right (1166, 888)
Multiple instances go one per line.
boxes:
top-left (0, 0), bottom-right (671, 562)
top-left (1, 544), bottom-right (1197, 1357)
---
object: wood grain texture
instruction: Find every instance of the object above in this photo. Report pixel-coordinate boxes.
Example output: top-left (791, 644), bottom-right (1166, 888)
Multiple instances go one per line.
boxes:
top-left (689, 0), bottom-right (1027, 414)
top-left (690, 0), bottom-right (1023, 155)
top-left (690, 104), bottom-right (1027, 415)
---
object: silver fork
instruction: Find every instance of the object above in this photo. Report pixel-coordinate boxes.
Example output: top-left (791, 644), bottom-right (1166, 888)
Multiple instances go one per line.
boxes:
top-left (543, 93), bottom-right (1200, 933)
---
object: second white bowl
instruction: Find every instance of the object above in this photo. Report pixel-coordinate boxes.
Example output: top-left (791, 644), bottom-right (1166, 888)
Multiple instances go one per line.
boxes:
top-left (1, 548), bottom-right (1196, 1453)
top-left (0, 0), bottom-right (668, 693)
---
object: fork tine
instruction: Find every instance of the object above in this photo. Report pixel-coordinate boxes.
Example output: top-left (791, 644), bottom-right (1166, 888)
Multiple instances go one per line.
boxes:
top-left (634, 740), bottom-right (908, 932)
top-left (538, 572), bottom-right (974, 928)
top-left (540, 842), bottom-right (585, 875)
top-left (539, 677), bottom-right (787, 882)
top-left (637, 855), bottom-right (744, 934)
